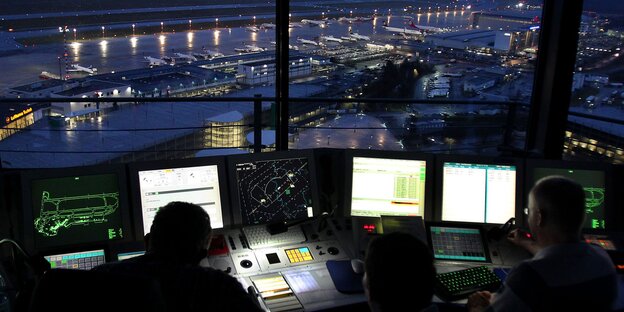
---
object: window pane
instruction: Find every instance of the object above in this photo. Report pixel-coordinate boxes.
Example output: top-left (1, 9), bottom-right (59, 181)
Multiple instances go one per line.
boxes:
top-left (288, 1), bottom-right (542, 154)
top-left (0, 1), bottom-right (276, 167)
top-left (565, 0), bottom-right (624, 163)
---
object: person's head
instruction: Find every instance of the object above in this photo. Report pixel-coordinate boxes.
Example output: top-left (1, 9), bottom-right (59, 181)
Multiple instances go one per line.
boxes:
top-left (527, 176), bottom-right (585, 241)
top-left (364, 232), bottom-right (435, 312)
top-left (147, 201), bottom-right (212, 264)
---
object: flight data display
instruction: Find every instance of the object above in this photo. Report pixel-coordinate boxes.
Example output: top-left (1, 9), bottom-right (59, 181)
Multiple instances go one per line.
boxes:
top-left (533, 168), bottom-right (606, 229)
top-left (44, 249), bottom-right (106, 270)
top-left (31, 174), bottom-right (124, 250)
top-left (138, 165), bottom-right (224, 233)
top-left (350, 157), bottom-right (427, 218)
top-left (429, 226), bottom-right (488, 262)
top-left (442, 163), bottom-right (516, 224)
top-left (234, 157), bottom-right (314, 225)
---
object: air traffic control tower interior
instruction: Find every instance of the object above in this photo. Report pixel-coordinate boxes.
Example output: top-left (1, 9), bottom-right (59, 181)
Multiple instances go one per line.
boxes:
top-left (1, 148), bottom-right (623, 311)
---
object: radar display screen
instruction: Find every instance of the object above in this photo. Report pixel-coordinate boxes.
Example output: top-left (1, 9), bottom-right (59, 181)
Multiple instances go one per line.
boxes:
top-left (429, 226), bottom-right (488, 262)
top-left (532, 168), bottom-right (605, 229)
top-left (234, 157), bottom-right (314, 225)
top-left (31, 173), bottom-right (124, 250)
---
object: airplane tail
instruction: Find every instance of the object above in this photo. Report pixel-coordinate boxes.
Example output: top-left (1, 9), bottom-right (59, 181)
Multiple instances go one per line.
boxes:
top-left (409, 21), bottom-right (416, 28)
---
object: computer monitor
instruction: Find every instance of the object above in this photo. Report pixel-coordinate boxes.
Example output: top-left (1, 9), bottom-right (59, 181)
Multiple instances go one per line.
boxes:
top-left (426, 222), bottom-right (490, 263)
top-left (525, 159), bottom-right (612, 230)
top-left (117, 251), bottom-right (146, 261)
top-left (343, 150), bottom-right (433, 219)
top-left (227, 150), bottom-right (320, 226)
top-left (129, 157), bottom-right (230, 237)
top-left (436, 155), bottom-right (522, 224)
top-left (44, 249), bottom-right (106, 270)
top-left (20, 165), bottom-right (132, 253)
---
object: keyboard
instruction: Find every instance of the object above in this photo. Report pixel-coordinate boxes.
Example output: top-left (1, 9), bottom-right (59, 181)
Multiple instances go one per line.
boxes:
top-left (243, 225), bottom-right (306, 249)
top-left (434, 266), bottom-right (502, 301)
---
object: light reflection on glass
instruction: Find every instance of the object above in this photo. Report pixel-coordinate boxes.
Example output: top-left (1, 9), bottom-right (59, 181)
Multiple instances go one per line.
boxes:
top-left (159, 35), bottom-right (166, 45)
top-left (213, 30), bottom-right (220, 46)
top-left (130, 37), bottom-right (138, 49)
top-left (251, 31), bottom-right (257, 42)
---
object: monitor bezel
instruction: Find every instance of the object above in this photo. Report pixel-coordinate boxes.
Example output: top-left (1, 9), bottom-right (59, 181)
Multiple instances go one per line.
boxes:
top-left (426, 221), bottom-right (492, 263)
top-left (434, 154), bottom-right (523, 225)
top-left (342, 149), bottom-right (434, 221)
top-left (20, 164), bottom-right (134, 255)
top-left (227, 150), bottom-right (321, 226)
top-left (523, 158), bottom-right (614, 232)
top-left (128, 156), bottom-right (232, 239)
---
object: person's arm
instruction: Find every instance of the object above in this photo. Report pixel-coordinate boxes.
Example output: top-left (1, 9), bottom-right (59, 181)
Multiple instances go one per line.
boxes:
top-left (200, 271), bottom-right (265, 312)
top-left (467, 291), bottom-right (492, 312)
top-left (507, 229), bottom-right (540, 255)
top-left (487, 263), bottom-right (543, 312)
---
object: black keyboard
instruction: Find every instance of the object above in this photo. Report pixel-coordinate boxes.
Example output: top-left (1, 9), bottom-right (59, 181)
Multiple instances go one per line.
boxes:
top-left (434, 266), bottom-right (502, 301)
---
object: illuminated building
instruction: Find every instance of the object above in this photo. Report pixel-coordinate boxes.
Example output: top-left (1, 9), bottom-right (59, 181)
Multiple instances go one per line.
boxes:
top-left (204, 111), bottom-right (248, 149)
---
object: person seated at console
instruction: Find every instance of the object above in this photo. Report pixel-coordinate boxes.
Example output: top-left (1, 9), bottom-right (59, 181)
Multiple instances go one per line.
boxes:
top-left (468, 176), bottom-right (617, 312)
top-left (364, 232), bottom-right (436, 312)
top-left (94, 201), bottom-right (262, 312)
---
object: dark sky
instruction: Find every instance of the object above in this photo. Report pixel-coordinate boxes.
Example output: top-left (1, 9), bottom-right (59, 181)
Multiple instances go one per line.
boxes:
top-left (584, 0), bottom-right (624, 13)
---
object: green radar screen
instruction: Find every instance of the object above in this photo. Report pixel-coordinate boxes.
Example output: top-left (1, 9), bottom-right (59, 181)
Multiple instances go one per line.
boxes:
top-left (584, 187), bottom-right (605, 229)
top-left (31, 174), bottom-right (124, 249)
top-left (533, 168), bottom-right (606, 229)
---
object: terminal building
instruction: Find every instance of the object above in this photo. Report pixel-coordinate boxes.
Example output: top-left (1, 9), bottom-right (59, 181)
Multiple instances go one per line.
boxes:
top-left (470, 9), bottom-right (542, 30)
top-left (238, 57), bottom-right (312, 85)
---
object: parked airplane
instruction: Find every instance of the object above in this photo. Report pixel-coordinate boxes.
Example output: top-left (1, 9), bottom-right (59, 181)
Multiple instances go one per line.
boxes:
top-left (67, 64), bottom-right (97, 74)
top-left (382, 21), bottom-right (423, 35)
top-left (349, 33), bottom-right (370, 41)
top-left (195, 50), bottom-right (225, 60)
top-left (301, 19), bottom-right (329, 27)
top-left (174, 52), bottom-right (198, 62)
top-left (321, 35), bottom-right (343, 43)
top-left (338, 16), bottom-right (372, 23)
top-left (297, 38), bottom-right (322, 46)
top-left (260, 23), bottom-right (276, 29)
top-left (144, 56), bottom-right (168, 67)
top-left (408, 21), bottom-right (444, 33)
top-left (234, 45), bottom-right (266, 53)
top-left (246, 26), bottom-right (260, 32)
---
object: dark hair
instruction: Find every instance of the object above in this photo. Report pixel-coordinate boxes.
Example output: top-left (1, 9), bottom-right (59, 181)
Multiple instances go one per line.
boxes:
top-left (530, 176), bottom-right (585, 234)
top-left (149, 201), bottom-right (212, 263)
top-left (364, 232), bottom-right (435, 311)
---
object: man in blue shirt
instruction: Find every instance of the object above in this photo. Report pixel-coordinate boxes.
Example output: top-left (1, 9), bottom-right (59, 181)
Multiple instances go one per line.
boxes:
top-left (468, 176), bottom-right (617, 312)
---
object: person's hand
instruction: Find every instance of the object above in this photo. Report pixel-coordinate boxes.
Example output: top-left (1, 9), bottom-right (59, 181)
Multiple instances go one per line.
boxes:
top-left (467, 291), bottom-right (492, 312)
top-left (507, 229), bottom-right (538, 255)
